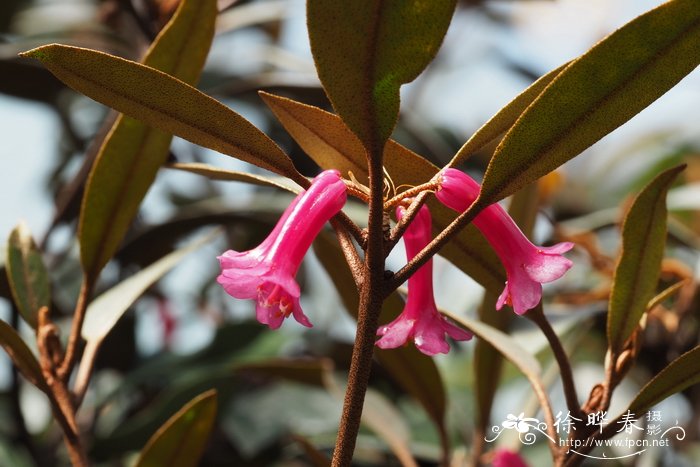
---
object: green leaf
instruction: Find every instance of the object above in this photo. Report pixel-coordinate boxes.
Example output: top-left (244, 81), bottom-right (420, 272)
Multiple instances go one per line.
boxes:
top-left (5, 222), bottom-right (50, 329)
top-left (0, 319), bottom-right (47, 392)
top-left (627, 345), bottom-right (700, 416)
top-left (79, 0), bottom-right (217, 280)
top-left (262, 92), bottom-right (505, 292)
top-left (312, 232), bottom-right (449, 452)
top-left (135, 389), bottom-right (217, 467)
top-left (443, 311), bottom-right (544, 399)
top-left (234, 358), bottom-right (333, 388)
top-left (81, 229), bottom-right (217, 344)
top-left (307, 0), bottom-right (456, 151)
top-left (448, 63), bottom-right (568, 167)
top-left (607, 165), bottom-right (683, 355)
top-left (479, 0), bottom-right (700, 205)
top-left (646, 279), bottom-right (689, 312)
top-left (19, 45), bottom-right (305, 185)
top-left (167, 162), bottom-right (300, 193)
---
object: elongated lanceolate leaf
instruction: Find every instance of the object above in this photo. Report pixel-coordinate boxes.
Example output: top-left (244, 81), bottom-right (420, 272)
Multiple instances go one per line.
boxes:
top-left (6, 222), bottom-right (50, 328)
top-left (79, 0), bottom-right (217, 281)
top-left (449, 63), bottom-right (568, 167)
top-left (607, 165), bottom-right (683, 355)
top-left (262, 92), bottom-right (505, 292)
top-left (442, 311), bottom-right (544, 398)
top-left (479, 0), bottom-right (700, 205)
top-left (628, 345), bottom-right (700, 416)
top-left (81, 230), bottom-right (216, 344)
top-left (168, 162), bottom-right (300, 193)
top-left (307, 0), bottom-right (456, 152)
top-left (19, 45), bottom-right (305, 186)
top-left (135, 389), bottom-right (217, 467)
top-left (0, 319), bottom-right (47, 392)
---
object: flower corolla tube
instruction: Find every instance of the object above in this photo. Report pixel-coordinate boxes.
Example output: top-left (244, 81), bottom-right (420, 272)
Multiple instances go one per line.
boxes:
top-left (436, 168), bottom-right (574, 315)
top-left (376, 203), bottom-right (472, 355)
top-left (217, 170), bottom-right (347, 329)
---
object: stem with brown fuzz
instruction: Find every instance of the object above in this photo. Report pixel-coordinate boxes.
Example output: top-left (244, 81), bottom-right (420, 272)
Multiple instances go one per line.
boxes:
top-left (528, 306), bottom-right (582, 419)
top-left (331, 147), bottom-right (386, 467)
top-left (58, 280), bottom-right (92, 380)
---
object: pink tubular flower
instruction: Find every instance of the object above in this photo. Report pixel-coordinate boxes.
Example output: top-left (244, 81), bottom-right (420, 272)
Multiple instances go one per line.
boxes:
top-left (217, 170), bottom-right (347, 329)
top-left (436, 168), bottom-right (574, 315)
top-left (376, 203), bottom-right (472, 355)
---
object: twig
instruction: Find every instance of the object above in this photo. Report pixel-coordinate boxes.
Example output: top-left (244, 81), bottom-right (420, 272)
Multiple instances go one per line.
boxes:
top-left (527, 306), bottom-right (582, 418)
top-left (334, 210), bottom-right (366, 248)
top-left (72, 340), bottom-right (100, 408)
top-left (330, 220), bottom-right (364, 289)
top-left (58, 279), bottom-right (93, 381)
top-left (331, 146), bottom-right (386, 467)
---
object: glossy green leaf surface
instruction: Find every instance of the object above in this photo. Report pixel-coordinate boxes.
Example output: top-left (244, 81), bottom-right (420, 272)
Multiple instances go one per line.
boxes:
top-left (262, 92), bottom-right (504, 292)
top-left (449, 63), bottom-right (568, 167)
top-left (307, 0), bottom-right (456, 151)
top-left (78, 0), bottom-right (217, 280)
top-left (81, 230), bottom-right (216, 344)
top-left (19, 45), bottom-right (305, 186)
top-left (0, 319), bottom-right (47, 392)
top-left (607, 165), bottom-right (683, 354)
top-left (479, 0), bottom-right (700, 204)
top-left (5, 222), bottom-right (50, 329)
top-left (628, 345), bottom-right (700, 416)
top-left (135, 389), bottom-right (217, 467)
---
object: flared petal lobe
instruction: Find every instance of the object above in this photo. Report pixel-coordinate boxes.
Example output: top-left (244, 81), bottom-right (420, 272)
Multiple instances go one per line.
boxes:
top-left (436, 168), bottom-right (573, 315)
top-left (217, 170), bottom-right (347, 328)
top-left (376, 203), bottom-right (472, 355)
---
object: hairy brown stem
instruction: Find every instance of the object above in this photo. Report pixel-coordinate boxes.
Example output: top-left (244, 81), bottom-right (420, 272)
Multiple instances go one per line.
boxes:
top-left (331, 220), bottom-right (364, 288)
top-left (58, 280), bottom-right (93, 380)
top-left (49, 379), bottom-right (88, 466)
top-left (331, 148), bottom-right (386, 467)
top-left (528, 307), bottom-right (582, 418)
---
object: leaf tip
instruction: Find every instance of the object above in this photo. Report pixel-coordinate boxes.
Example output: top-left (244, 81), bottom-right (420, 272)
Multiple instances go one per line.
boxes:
top-left (18, 46), bottom-right (51, 61)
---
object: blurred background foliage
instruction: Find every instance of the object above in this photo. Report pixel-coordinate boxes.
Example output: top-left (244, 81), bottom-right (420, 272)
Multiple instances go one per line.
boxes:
top-left (0, 0), bottom-right (699, 465)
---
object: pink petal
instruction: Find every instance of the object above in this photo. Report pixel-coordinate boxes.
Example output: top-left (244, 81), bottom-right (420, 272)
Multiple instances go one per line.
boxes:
top-left (441, 317), bottom-right (473, 341)
top-left (414, 317), bottom-right (450, 355)
top-left (376, 316), bottom-right (415, 350)
top-left (524, 250), bottom-right (573, 283)
top-left (508, 269), bottom-right (543, 315)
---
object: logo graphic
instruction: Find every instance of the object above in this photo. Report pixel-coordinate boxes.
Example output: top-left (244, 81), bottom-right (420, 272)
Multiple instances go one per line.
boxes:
top-left (485, 410), bottom-right (685, 460)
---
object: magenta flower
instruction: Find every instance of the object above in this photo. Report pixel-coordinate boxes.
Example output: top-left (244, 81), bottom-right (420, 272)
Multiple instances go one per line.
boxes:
top-left (436, 168), bottom-right (573, 315)
top-left (492, 448), bottom-right (529, 467)
top-left (376, 203), bottom-right (472, 355)
top-left (217, 170), bottom-right (347, 329)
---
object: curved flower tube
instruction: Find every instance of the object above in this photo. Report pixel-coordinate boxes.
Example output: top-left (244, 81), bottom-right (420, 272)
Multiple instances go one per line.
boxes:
top-left (217, 170), bottom-right (347, 329)
top-left (376, 203), bottom-right (473, 355)
top-left (436, 168), bottom-right (574, 315)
